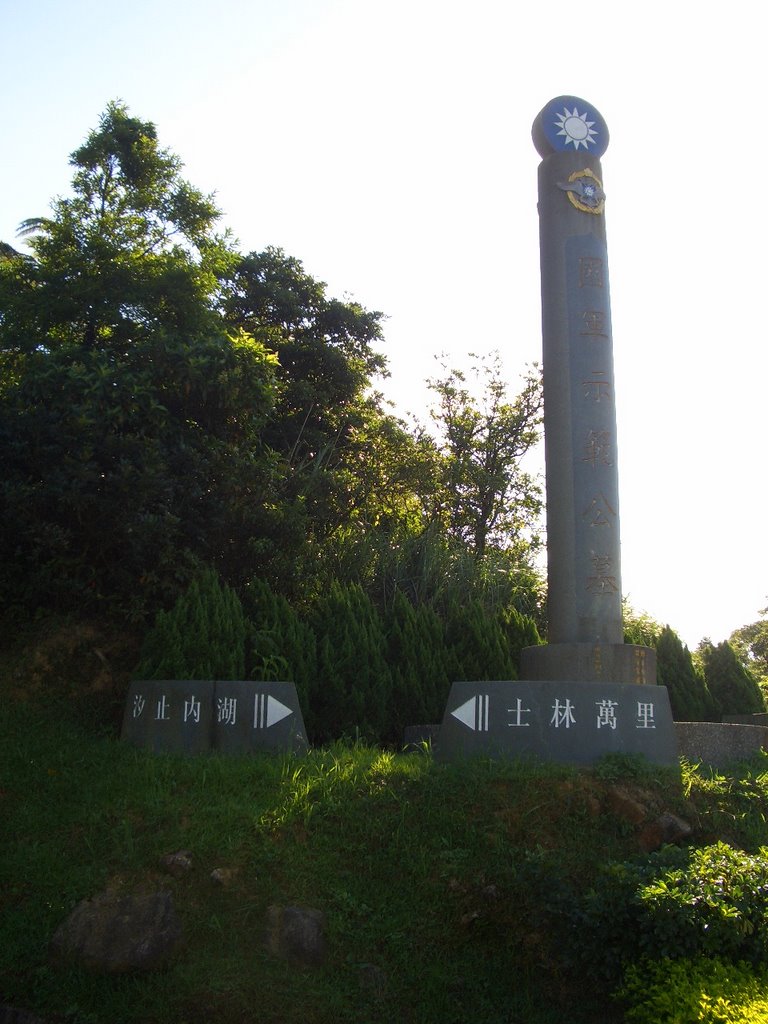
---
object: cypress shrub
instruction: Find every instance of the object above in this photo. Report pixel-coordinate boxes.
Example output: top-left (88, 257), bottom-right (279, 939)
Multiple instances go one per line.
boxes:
top-left (443, 597), bottom-right (517, 682)
top-left (134, 568), bottom-right (246, 679)
top-left (656, 626), bottom-right (718, 721)
top-left (386, 591), bottom-right (452, 737)
top-left (311, 581), bottom-right (392, 744)
top-left (700, 641), bottom-right (766, 718)
top-left (501, 604), bottom-right (541, 675)
top-left (241, 577), bottom-right (317, 725)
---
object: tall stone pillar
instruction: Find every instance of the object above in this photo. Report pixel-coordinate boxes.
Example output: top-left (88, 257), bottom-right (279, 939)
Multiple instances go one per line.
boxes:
top-left (522, 96), bottom-right (652, 686)
top-left (434, 96), bottom-right (678, 766)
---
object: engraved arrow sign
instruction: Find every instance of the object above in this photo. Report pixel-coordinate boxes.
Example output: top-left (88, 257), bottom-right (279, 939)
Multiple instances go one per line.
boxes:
top-left (450, 694), bottom-right (490, 732)
top-left (253, 694), bottom-right (294, 729)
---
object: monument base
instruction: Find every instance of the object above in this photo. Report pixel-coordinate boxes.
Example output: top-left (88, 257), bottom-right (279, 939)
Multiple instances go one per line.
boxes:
top-left (521, 643), bottom-right (656, 685)
top-left (121, 680), bottom-right (308, 755)
top-left (435, 679), bottom-right (678, 766)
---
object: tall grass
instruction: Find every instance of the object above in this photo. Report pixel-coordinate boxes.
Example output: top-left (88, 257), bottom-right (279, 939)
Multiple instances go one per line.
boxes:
top-left (3, 697), bottom-right (768, 1024)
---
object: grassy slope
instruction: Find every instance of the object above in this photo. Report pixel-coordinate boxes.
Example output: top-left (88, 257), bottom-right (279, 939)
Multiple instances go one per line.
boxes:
top-left (3, 696), bottom-right (768, 1024)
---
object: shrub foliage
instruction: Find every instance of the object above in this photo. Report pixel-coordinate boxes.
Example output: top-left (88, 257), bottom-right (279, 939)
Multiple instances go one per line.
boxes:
top-left (564, 842), bottom-right (768, 988)
top-left (620, 957), bottom-right (768, 1024)
top-left (134, 569), bottom-right (246, 680)
top-left (134, 572), bottom-right (540, 744)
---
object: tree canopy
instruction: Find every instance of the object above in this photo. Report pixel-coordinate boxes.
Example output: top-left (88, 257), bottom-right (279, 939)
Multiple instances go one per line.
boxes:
top-left (426, 353), bottom-right (543, 562)
top-left (2, 101), bottom-right (233, 353)
top-left (729, 605), bottom-right (768, 689)
top-left (0, 103), bottom-right (546, 631)
top-left (6, 101), bottom-right (765, 741)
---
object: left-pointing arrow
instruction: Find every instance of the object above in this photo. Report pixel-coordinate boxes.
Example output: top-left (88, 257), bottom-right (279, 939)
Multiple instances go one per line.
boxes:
top-left (450, 694), bottom-right (489, 732)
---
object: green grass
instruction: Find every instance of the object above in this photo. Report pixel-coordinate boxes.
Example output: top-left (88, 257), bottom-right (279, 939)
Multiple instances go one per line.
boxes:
top-left (3, 698), bottom-right (768, 1024)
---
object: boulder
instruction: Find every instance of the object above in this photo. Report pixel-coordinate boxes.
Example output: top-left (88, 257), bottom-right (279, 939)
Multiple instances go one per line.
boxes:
top-left (638, 812), bottom-right (693, 853)
top-left (605, 785), bottom-right (648, 826)
top-left (50, 889), bottom-right (182, 973)
top-left (265, 904), bottom-right (326, 967)
top-left (160, 850), bottom-right (193, 877)
top-left (210, 867), bottom-right (239, 887)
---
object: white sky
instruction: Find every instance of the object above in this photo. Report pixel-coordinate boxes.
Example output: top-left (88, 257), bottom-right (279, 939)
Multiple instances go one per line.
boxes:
top-left (2, 0), bottom-right (766, 649)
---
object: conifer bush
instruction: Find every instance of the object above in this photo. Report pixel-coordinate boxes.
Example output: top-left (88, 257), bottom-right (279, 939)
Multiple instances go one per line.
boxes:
top-left (134, 568), bottom-right (246, 679)
top-left (701, 641), bottom-right (766, 717)
top-left (242, 577), bottom-right (316, 719)
top-left (310, 581), bottom-right (392, 744)
top-left (386, 591), bottom-right (452, 736)
top-left (656, 626), bottom-right (718, 721)
top-left (501, 604), bottom-right (541, 672)
top-left (443, 597), bottom-right (517, 683)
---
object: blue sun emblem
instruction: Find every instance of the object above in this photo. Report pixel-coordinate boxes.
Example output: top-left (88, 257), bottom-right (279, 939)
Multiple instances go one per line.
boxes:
top-left (554, 106), bottom-right (598, 151)
top-left (532, 97), bottom-right (609, 158)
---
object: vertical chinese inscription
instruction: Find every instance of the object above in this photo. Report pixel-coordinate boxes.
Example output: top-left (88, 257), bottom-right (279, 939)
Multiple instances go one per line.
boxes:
top-left (567, 235), bottom-right (622, 628)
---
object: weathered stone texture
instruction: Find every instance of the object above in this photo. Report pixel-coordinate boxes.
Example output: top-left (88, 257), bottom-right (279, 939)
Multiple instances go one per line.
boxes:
top-left (50, 889), bottom-right (182, 973)
top-left (265, 904), bottom-right (326, 967)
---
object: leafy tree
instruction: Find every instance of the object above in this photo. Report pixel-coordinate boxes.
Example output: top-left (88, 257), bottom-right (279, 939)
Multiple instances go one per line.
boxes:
top-left (698, 640), bottom-right (765, 718)
top-left (2, 100), bottom-right (233, 351)
top-left (223, 246), bottom-right (385, 408)
top-left (0, 314), bottom-right (282, 617)
top-left (219, 245), bottom-right (431, 601)
top-left (222, 248), bottom-right (387, 525)
top-left (0, 102), bottom-right (549, 647)
top-left (730, 605), bottom-right (768, 688)
top-left (622, 602), bottom-right (663, 648)
top-left (305, 410), bottom-right (445, 605)
top-left (0, 105), bottom-right (283, 617)
top-left (426, 353), bottom-right (543, 562)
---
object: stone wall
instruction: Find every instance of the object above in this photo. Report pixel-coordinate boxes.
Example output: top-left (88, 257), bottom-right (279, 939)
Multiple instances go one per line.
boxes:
top-left (675, 722), bottom-right (768, 768)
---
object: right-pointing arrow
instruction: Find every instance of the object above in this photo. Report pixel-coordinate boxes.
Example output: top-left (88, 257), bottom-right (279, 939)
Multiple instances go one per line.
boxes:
top-left (253, 694), bottom-right (294, 729)
top-left (266, 696), bottom-right (293, 728)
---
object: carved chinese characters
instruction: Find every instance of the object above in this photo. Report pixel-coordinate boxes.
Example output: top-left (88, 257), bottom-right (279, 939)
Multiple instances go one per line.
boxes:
top-left (567, 235), bottom-right (623, 636)
top-left (438, 679), bottom-right (677, 766)
top-left (121, 680), bottom-right (308, 755)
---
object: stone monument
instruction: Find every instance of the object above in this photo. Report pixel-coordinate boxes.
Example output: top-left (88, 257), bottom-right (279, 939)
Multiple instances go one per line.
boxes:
top-left (435, 97), bottom-right (679, 766)
top-left (121, 680), bottom-right (308, 756)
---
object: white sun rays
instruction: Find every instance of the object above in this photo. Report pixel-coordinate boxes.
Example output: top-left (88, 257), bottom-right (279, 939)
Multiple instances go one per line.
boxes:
top-left (554, 106), bottom-right (598, 150)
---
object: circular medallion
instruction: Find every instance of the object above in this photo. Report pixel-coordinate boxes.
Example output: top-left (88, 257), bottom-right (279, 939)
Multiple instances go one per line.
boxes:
top-left (532, 96), bottom-right (609, 158)
top-left (557, 168), bottom-right (606, 214)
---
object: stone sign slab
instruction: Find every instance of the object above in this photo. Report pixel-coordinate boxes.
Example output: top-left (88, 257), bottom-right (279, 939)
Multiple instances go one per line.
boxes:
top-left (121, 681), bottom-right (214, 755)
top-left (121, 681), bottom-right (308, 755)
top-left (213, 681), bottom-right (308, 755)
top-left (435, 680), bottom-right (679, 766)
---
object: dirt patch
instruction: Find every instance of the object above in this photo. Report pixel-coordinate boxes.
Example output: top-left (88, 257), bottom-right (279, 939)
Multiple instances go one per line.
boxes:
top-left (0, 616), bottom-right (141, 702)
